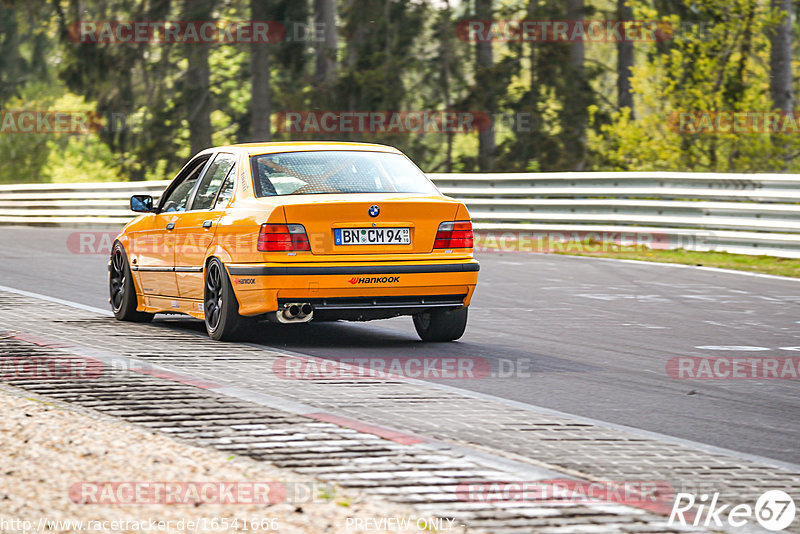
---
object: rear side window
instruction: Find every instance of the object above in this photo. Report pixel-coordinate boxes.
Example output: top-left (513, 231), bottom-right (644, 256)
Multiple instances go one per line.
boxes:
top-left (214, 172), bottom-right (236, 209)
top-left (251, 151), bottom-right (439, 197)
top-left (192, 153), bottom-right (236, 210)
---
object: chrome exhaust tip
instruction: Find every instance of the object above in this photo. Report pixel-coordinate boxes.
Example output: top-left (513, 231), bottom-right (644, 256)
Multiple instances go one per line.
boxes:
top-left (274, 303), bottom-right (314, 324)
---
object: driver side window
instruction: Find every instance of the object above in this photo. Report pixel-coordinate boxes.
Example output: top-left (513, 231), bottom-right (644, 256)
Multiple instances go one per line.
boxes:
top-left (161, 156), bottom-right (210, 213)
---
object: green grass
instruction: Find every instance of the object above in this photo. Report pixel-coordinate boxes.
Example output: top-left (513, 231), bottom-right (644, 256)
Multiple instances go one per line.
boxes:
top-left (476, 237), bottom-right (800, 278)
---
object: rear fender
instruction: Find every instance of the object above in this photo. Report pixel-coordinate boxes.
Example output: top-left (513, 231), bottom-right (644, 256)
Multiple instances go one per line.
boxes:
top-left (455, 203), bottom-right (471, 221)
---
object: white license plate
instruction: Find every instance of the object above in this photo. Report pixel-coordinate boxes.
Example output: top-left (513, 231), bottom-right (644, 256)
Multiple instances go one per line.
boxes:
top-left (334, 227), bottom-right (411, 245)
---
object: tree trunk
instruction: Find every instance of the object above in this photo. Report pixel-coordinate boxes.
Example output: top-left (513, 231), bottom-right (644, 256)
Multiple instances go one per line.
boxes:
top-left (436, 0), bottom-right (454, 172)
top-left (617, 0), bottom-right (634, 117)
top-left (525, 0), bottom-right (540, 164)
top-left (343, 0), bottom-right (366, 110)
top-left (344, 0), bottom-right (365, 70)
top-left (770, 0), bottom-right (793, 169)
top-left (566, 0), bottom-right (586, 170)
top-left (182, 0), bottom-right (215, 155)
top-left (442, 46), bottom-right (454, 173)
top-left (314, 0), bottom-right (338, 86)
top-left (770, 0), bottom-right (793, 112)
top-left (475, 0), bottom-right (495, 171)
top-left (527, 0), bottom-right (537, 111)
top-left (0, 5), bottom-right (22, 103)
top-left (250, 0), bottom-right (271, 141)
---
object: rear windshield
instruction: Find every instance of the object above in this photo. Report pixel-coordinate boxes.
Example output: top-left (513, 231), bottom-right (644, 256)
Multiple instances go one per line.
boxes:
top-left (250, 151), bottom-right (439, 197)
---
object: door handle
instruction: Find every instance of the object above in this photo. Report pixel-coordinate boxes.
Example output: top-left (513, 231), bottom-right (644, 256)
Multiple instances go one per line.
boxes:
top-left (202, 220), bottom-right (213, 228)
top-left (166, 222), bottom-right (175, 230)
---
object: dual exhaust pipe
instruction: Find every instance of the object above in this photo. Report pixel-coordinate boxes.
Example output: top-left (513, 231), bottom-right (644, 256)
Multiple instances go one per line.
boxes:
top-left (274, 302), bottom-right (314, 323)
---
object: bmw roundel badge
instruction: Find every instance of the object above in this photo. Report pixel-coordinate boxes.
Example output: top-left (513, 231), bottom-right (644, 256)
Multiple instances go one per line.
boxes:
top-left (368, 205), bottom-right (380, 218)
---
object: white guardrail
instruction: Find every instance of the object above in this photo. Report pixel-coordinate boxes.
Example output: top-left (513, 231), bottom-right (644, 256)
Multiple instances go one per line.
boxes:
top-left (1, 172), bottom-right (800, 258)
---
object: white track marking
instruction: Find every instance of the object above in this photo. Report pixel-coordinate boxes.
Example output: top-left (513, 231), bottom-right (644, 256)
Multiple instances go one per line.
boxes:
top-left (0, 284), bottom-right (113, 316)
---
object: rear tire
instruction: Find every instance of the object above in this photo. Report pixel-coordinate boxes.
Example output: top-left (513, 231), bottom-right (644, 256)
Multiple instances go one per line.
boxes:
top-left (109, 242), bottom-right (154, 323)
top-left (413, 307), bottom-right (468, 342)
top-left (204, 258), bottom-right (246, 341)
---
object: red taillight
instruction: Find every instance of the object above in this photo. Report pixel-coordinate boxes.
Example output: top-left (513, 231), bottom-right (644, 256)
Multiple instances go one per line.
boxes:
top-left (258, 224), bottom-right (311, 252)
top-left (434, 220), bottom-right (473, 249)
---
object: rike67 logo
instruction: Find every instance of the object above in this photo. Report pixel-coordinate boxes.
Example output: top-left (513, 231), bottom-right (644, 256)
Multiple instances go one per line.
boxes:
top-left (670, 490), bottom-right (796, 531)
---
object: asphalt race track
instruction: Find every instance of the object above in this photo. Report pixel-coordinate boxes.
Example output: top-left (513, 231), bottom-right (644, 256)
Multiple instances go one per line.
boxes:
top-left (2, 226), bottom-right (799, 465)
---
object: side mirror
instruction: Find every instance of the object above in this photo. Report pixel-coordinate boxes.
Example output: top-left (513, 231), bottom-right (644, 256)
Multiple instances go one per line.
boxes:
top-left (130, 195), bottom-right (154, 213)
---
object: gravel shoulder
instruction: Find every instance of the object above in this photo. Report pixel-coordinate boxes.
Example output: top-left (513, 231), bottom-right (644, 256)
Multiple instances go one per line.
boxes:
top-left (0, 385), bottom-right (445, 534)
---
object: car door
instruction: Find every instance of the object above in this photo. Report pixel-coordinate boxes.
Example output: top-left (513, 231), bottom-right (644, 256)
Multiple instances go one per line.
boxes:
top-left (132, 154), bottom-right (211, 298)
top-left (174, 152), bottom-right (238, 300)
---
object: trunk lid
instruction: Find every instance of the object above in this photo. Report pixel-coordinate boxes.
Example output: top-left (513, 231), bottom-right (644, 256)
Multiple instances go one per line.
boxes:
top-left (276, 193), bottom-right (460, 255)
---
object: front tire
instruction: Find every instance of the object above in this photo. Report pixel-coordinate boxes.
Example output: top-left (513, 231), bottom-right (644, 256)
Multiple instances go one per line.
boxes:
top-left (413, 307), bottom-right (468, 342)
top-left (204, 258), bottom-right (245, 341)
top-left (109, 242), bottom-right (153, 323)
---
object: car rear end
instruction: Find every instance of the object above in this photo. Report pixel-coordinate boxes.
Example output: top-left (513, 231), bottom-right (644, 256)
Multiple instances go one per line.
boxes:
top-left (221, 145), bottom-right (479, 328)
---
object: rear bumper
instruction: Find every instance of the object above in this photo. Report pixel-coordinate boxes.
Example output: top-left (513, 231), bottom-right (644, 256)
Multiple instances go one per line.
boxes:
top-left (281, 294), bottom-right (468, 321)
top-left (227, 262), bottom-right (480, 276)
top-left (226, 260), bottom-right (479, 318)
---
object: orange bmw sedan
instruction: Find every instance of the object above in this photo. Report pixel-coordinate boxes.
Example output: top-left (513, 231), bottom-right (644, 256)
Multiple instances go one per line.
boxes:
top-left (109, 142), bottom-right (479, 341)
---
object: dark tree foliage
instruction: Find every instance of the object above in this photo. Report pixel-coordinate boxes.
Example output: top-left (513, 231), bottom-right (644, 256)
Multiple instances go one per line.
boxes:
top-left (52, 0), bottom-right (185, 179)
top-left (0, 0), bottom-right (796, 181)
